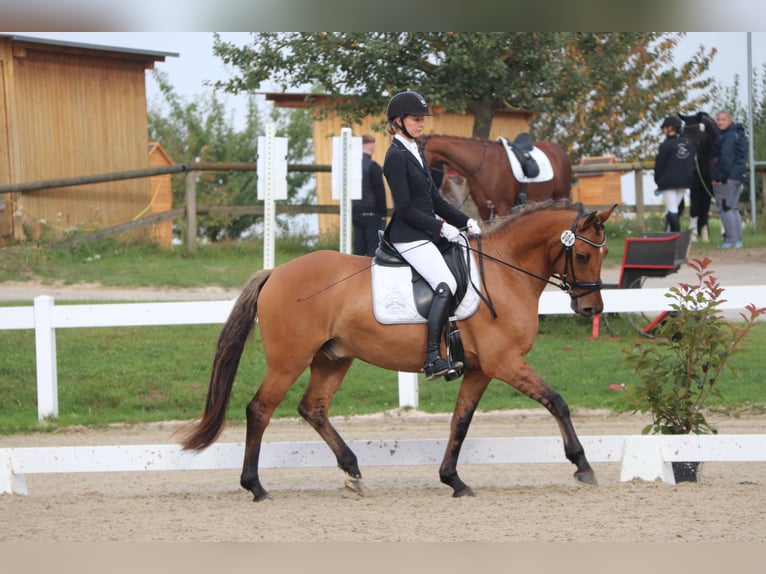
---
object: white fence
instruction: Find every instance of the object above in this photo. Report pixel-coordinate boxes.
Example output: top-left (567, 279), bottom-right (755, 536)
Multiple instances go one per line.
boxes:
top-left (2, 433), bottom-right (765, 494)
top-left (0, 285), bottom-right (763, 421)
top-left (1, 286), bottom-right (764, 494)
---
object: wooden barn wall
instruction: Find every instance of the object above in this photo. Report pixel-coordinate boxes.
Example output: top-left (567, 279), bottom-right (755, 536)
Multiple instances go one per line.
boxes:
top-left (0, 57), bottom-right (10, 237)
top-left (5, 46), bottom-right (151, 241)
top-left (311, 110), bottom-right (532, 237)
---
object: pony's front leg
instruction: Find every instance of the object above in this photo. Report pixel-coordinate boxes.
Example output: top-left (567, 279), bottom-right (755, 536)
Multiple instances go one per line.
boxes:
top-left (502, 360), bottom-right (597, 486)
top-left (439, 371), bottom-right (491, 497)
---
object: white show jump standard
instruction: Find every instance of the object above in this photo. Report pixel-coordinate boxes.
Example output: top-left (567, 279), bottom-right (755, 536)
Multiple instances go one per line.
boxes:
top-left (2, 434), bottom-right (765, 495)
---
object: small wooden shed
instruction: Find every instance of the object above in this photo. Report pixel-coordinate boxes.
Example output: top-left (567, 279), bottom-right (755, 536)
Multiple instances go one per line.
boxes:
top-left (265, 93), bottom-right (534, 237)
top-left (0, 34), bottom-right (176, 243)
top-left (571, 155), bottom-right (623, 206)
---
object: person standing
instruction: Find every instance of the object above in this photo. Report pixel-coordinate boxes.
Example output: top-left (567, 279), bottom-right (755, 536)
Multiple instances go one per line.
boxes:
top-left (654, 115), bottom-right (694, 232)
top-left (711, 109), bottom-right (747, 249)
top-left (352, 134), bottom-right (387, 256)
top-left (382, 90), bottom-right (481, 381)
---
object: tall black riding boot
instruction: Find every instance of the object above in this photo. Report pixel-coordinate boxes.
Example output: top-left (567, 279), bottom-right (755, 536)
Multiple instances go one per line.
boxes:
top-left (423, 283), bottom-right (463, 381)
top-left (666, 211), bottom-right (680, 232)
top-left (665, 211), bottom-right (681, 231)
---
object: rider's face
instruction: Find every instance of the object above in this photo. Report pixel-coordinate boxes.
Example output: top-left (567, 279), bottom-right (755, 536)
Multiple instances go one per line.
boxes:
top-left (401, 115), bottom-right (425, 138)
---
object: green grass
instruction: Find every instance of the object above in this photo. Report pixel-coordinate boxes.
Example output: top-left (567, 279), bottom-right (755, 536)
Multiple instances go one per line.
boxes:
top-left (1, 221), bottom-right (765, 435)
top-left (1, 314), bottom-right (764, 435)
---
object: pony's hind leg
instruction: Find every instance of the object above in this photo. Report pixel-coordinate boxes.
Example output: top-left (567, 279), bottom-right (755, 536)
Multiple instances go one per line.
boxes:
top-left (240, 365), bottom-right (303, 501)
top-left (297, 355), bottom-right (364, 494)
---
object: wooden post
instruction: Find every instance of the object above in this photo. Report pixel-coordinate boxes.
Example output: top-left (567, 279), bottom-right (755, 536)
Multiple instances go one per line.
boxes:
top-left (185, 170), bottom-right (197, 254)
top-left (634, 168), bottom-right (646, 233)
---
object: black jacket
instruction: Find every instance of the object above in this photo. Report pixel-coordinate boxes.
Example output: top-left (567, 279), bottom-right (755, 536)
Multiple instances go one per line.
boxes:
top-left (711, 122), bottom-right (747, 183)
top-left (383, 138), bottom-right (468, 243)
top-left (654, 134), bottom-right (694, 191)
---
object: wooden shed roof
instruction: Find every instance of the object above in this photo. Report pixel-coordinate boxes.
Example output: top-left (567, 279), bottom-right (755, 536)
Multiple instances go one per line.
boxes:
top-left (0, 34), bottom-right (178, 63)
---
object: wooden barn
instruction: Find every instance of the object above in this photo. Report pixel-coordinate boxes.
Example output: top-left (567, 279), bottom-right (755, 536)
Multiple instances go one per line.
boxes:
top-left (265, 93), bottom-right (534, 236)
top-left (0, 34), bottom-right (176, 243)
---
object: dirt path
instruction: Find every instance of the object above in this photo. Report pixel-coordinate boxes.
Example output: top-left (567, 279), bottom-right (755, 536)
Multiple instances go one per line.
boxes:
top-left (2, 409), bottom-right (765, 542)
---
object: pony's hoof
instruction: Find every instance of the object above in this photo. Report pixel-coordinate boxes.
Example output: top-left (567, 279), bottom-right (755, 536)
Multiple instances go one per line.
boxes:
top-left (574, 470), bottom-right (598, 486)
top-left (344, 475), bottom-right (366, 495)
top-left (452, 486), bottom-right (476, 498)
top-left (251, 491), bottom-right (272, 502)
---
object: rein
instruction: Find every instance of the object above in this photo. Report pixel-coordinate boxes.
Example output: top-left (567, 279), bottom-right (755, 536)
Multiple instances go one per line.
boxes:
top-left (466, 210), bottom-right (606, 302)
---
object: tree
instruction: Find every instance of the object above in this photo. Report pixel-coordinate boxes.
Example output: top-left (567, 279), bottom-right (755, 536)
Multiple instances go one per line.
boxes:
top-left (148, 70), bottom-right (314, 241)
top-left (211, 32), bottom-right (715, 163)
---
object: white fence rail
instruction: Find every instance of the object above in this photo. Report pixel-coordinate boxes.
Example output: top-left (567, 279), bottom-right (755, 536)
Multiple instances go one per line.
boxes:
top-left (0, 285), bottom-right (763, 421)
top-left (2, 433), bottom-right (765, 494)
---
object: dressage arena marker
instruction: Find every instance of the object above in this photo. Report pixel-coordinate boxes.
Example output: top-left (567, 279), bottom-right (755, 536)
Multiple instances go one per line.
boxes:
top-left (2, 434), bottom-right (765, 495)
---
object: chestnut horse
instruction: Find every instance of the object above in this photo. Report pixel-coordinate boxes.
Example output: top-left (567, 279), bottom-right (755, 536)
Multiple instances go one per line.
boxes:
top-left (181, 200), bottom-right (615, 501)
top-left (421, 134), bottom-right (572, 222)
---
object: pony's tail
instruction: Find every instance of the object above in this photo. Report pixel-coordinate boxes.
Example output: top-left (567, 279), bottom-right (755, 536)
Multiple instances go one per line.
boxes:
top-left (179, 269), bottom-right (272, 451)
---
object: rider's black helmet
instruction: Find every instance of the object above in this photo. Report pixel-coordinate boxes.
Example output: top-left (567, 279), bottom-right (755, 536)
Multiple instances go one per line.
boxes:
top-left (661, 115), bottom-right (682, 130)
top-left (386, 91), bottom-right (434, 120)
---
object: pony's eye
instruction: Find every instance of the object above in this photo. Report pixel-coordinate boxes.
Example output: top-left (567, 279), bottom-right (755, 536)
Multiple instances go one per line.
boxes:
top-left (576, 253), bottom-right (587, 263)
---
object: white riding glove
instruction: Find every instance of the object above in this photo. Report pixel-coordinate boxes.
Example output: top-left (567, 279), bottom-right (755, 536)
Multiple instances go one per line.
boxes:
top-left (440, 222), bottom-right (461, 243)
top-left (466, 218), bottom-right (482, 236)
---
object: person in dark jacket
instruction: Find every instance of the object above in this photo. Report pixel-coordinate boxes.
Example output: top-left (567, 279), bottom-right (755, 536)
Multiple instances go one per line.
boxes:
top-left (711, 109), bottom-right (747, 248)
top-left (654, 115), bottom-right (694, 232)
top-left (352, 134), bottom-right (387, 256)
top-left (382, 90), bottom-right (481, 381)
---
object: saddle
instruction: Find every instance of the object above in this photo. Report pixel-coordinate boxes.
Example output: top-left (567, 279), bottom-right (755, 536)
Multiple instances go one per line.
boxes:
top-left (373, 231), bottom-right (472, 371)
top-left (498, 133), bottom-right (540, 179)
top-left (373, 232), bottom-right (470, 318)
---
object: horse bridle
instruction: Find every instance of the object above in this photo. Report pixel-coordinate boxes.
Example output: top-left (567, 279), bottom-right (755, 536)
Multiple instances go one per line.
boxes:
top-left (550, 210), bottom-right (606, 299)
top-left (420, 135), bottom-right (488, 178)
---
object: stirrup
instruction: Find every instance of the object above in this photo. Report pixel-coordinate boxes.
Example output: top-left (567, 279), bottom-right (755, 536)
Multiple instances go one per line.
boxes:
top-left (424, 357), bottom-right (464, 381)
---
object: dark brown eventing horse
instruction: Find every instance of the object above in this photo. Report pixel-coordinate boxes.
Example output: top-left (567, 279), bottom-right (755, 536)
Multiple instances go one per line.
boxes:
top-left (181, 200), bottom-right (615, 501)
top-left (679, 111), bottom-right (719, 241)
top-left (421, 134), bottom-right (572, 222)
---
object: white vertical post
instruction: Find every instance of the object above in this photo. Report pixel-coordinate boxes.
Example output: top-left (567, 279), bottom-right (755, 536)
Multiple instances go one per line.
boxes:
top-left (257, 123), bottom-right (288, 270)
top-left (398, 372), bottom-right (419, 409)
top-left (332, 128), bottom-right (361, 254)
top-left (33, 295), bottom-right (58, 420)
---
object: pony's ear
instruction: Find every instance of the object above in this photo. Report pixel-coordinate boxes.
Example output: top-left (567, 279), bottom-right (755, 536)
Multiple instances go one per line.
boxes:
top-left (595, 204), bottom-right (617, 225)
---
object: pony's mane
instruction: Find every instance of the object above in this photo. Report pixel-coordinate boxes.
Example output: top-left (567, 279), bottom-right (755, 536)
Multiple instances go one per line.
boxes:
top-left (429, 133), bottom-right (492, 145)
top-left (485, 199), bottom-right (583, 236)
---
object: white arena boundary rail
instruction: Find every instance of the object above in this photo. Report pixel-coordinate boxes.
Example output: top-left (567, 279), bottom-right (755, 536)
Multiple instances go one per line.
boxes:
top-left (1, 285), bottom-right (764, 494)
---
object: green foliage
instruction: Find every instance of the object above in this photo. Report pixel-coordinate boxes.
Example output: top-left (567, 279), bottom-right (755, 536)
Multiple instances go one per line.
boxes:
top-left (623, 257), bottom-right (766, 435)
top-left (147, 70), bottom-right (315, 241)
top-left (212, 33), bottom-right (715, 163)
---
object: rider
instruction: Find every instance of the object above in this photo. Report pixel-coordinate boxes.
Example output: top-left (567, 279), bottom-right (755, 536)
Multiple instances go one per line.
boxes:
top-left (382, 90), bottom-right (482, 381)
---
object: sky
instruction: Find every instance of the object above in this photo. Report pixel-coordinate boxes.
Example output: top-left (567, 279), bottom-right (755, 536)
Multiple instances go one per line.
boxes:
top-left (13, 32), bottom-right (766, 131)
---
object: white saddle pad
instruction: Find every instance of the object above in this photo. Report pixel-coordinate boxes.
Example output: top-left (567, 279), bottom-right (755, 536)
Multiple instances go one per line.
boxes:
top-left (497, 137), bottom-right (554, 183)
top-left (371, 246), bottom-right (481, 325)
